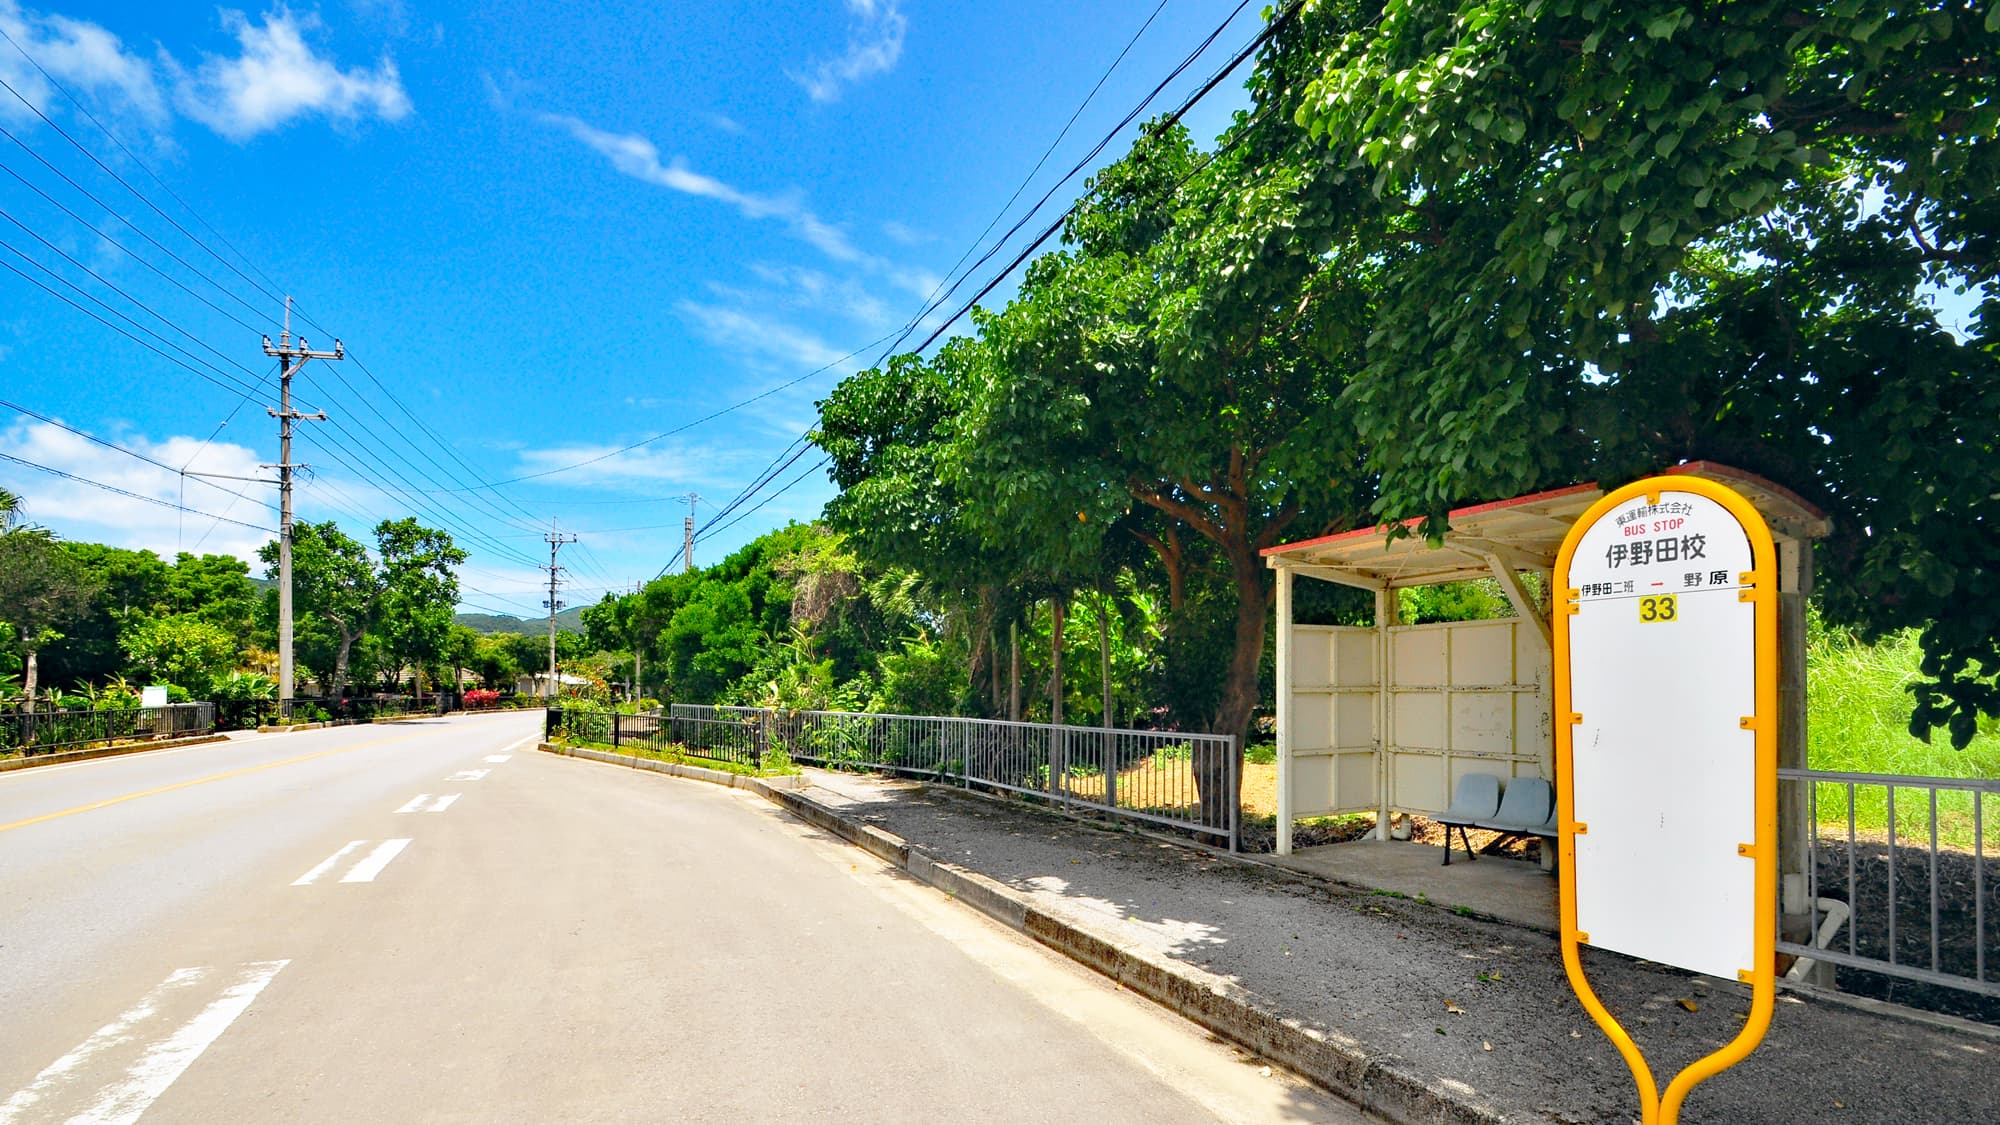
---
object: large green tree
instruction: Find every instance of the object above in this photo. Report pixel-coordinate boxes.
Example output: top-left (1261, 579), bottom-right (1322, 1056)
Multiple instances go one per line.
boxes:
top-left (1290, 0), bottom-right (2000, 743)
top-left (261, 521), bottom-right (378, 698)
top-left (0, 524), bottom-right (101, 711)
top-left (120, 615), bottom-right (238, 697)
top-left (373, 519), bottom-right (466, 701)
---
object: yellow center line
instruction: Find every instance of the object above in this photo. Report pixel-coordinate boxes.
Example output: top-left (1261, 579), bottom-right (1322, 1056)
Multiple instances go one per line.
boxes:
top-left (0, 729), bottom-right (436, 835)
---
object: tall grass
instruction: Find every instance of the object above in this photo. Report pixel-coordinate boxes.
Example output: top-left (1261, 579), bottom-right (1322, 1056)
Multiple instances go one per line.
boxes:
top-left (1807, 616), bottom-right (2000, 852)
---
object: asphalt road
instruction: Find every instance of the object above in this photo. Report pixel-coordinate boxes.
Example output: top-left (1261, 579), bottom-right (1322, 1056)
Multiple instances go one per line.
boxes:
top-left (0, 714), bottom-right (1362, 1123)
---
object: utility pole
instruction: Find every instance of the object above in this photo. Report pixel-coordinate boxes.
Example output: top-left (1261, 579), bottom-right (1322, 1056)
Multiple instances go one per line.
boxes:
top-left (681, 493), bottom-right (702, 573)
top-left (262, 297), bottom-right (340, 705)
top-left (541, 524), bottom-right (577, 702)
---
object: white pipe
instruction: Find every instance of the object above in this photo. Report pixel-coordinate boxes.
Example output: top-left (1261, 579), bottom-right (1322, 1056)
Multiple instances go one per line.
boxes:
top-left (1783, 898), bottom-right (1852, 981)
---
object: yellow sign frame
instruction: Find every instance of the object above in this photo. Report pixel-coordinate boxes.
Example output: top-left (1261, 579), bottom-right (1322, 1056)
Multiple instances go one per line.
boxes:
top-left (1553, 474), bottom-right (1780, 1124)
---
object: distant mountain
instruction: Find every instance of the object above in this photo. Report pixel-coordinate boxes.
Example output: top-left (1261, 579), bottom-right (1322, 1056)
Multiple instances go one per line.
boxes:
top-left (456, 606), bottom-right (586, 635)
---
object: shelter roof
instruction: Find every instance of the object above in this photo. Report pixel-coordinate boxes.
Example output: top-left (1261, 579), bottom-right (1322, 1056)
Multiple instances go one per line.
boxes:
top-left (1262, 462), bottom-right (1829, 590)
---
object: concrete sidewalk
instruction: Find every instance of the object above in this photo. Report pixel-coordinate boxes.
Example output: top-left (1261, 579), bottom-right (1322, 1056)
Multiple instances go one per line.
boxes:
top-left (799, 768), bottom-right (1997, 1124)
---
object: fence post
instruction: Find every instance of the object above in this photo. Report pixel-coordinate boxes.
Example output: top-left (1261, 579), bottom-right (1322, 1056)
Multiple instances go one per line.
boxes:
top-left (1230, 734), bottom-right (1241, 853)
top-left (612, 713), bottom-right (623, 751)
top-left (754, 710), bottom-right (768, 769)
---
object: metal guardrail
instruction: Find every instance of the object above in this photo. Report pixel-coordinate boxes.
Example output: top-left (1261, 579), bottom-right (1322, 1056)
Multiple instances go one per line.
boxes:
top-left (0, 703), bottom-right (215, 755)
top-left (753, 708), bottom-right (1239, 849)
top-left (549, 707), bottom-right (764, 769)
top-left (1780, 768), bottom-right (1999, 1012)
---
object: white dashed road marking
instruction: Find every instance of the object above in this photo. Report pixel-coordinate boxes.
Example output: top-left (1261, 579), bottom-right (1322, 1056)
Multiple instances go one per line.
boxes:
top-left (293, 839), bottom-right (412, 885)
top-left (447, 769), bottom-right (489, 782)
top-left (484, 754), bottom-right (512, 763)
top-left (396, 794), bottom-right (460, 813)
top-left (0, 961), bottom-right (288, 1125)
top-left (339, 839), bottom-right (411, 883)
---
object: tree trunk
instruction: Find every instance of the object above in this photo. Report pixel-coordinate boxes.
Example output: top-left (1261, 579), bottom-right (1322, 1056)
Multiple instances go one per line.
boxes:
top-left (1195, 541), bottom-right (1272, 832)
top-left (332, 630), bottom-right (357, 700)
top-left (1049, 598), bottom-right (1064, 726)
top-left (21, 637), bottom-right (38, 715)
top-left (1098, 592), bottom-right (1112, 728)
top-left (1008, 621), bottom-right (1020, 722)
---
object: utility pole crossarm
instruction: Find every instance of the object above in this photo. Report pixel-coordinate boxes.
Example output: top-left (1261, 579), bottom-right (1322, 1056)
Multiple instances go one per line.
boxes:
top-left (542, 525), bottom-right (579, 704)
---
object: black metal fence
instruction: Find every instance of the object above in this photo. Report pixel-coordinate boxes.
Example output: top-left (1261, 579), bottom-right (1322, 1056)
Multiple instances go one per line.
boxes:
top-left (0, 703), bottom-right (215, 756)
top-left (546, 707), bottom-right (764, 769)
top-left (212, 695), bottom-right (439, 730)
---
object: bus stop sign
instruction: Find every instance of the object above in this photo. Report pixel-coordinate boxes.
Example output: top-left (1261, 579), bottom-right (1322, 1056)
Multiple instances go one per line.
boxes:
top-left (1554, 473), bottom-right (1779, 1124)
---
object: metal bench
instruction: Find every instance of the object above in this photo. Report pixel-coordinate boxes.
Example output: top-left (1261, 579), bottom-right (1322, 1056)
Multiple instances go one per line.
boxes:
top-left (1434, 773), bottom-right (1502, 866)
top-left (1477, 777), bottom-right (1558, 855)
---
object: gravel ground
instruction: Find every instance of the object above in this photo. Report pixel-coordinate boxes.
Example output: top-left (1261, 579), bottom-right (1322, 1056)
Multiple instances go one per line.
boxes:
top-left (806, 770), bottom-right (2000, 1124)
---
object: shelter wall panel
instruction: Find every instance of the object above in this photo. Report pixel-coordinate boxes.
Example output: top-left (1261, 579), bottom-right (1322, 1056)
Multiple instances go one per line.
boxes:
top-left (1392, 629), bottom-right (1447, 686)
top-left (1337, 752), bottom-right (1377, 809)
top-left (1392, 753), bottom-right (1448, 812)
top-left (1449, 621), bottom-right (1516, 684)
top-left (1293, 627), bottom-right (1333, 687)
top-left (1292, 755), bottom-right (1335, 814)
top-left (1393, 693), bottom-right (1446, 750)
top-left (1333, 691), bottom-right (1377, 747)
top-left (1450, 693), bottom-right (1514, 754)
top-left (1515, 624), bottom-right (1547, 684)
top-left (1292, 691), bottom-right (1334, 750)
top-left (1333, 630), bottom-right (1376, 686)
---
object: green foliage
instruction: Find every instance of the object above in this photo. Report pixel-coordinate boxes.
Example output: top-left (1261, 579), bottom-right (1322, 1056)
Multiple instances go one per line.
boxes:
top-left (372, 518), bottom-right (467, 697)
top-left (1288, 0), bottom-right (1999, 744)
top-left (120, 614), bottom-right (238, 697)
top-left (0, 523), bottom-right (101, 704)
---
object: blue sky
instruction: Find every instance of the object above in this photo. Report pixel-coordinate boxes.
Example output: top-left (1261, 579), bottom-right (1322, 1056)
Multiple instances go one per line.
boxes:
top-left (0, 1), bottom-right (1264, 619)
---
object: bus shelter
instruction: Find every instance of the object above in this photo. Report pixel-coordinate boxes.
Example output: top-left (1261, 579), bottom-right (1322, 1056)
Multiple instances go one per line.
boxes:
top-left (1262, 463), bottom-right (1830, 895)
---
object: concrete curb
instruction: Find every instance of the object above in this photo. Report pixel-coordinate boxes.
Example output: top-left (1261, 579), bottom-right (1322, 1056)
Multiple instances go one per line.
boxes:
top-left (535, 741), bottom-right (806, 792)
top-left (0, 732), bottom-right (229, 772)
top-left (535, 740), bottom-right (1498, 1122)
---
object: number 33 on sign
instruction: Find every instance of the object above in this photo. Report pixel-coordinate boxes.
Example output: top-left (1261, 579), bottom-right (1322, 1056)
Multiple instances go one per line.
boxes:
top-left (1638, 594), bottom-right (1677, 622)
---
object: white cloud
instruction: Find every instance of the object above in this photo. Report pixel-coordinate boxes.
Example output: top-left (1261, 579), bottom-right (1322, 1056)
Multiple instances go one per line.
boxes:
top-left (0, 1), bottom-right (167, 129)
top-left (512, 439), bottom-right (745, 488)
top-left (791, 0), bottom-right (906, 103)
top-left (705, 111), bottom-right (742, 134)
top-left (169, 6), bottom-right (410, 141)
top-left (676, 300), bottom-right (853, 372)
top-left (0, 418), bottom-right (274, 562)
top-left (539, 112), bottom-right (869, 264)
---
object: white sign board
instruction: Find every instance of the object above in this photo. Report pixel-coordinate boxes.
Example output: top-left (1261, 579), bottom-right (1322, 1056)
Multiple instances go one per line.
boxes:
top-left (141, 685), bottom-right (169, 709)
top-left (1561, 485), bottom-right (1766, 981)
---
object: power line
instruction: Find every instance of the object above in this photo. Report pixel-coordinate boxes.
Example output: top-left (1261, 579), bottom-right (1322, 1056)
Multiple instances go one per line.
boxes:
top-left (919, 0), bottom-right (1172, 313)
top-left (0, 450), bottom-right (275, 533)
top-left (0, 396), bottom-right (277, 513)
top-left (675, 3), bottom-right (1299, 552)
top-left (0, 30), bottom-right (292, 310)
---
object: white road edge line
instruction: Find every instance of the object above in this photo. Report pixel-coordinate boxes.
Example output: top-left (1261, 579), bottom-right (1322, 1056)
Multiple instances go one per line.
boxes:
top-left (339, 839), bottom-right (411, 883)
top-left (67, 960), bottom-right (290, 1125)
top-left (291, 841), bottom-right (365, 886)
top-left (497, 732), bottom-right (539, 755)
top-left (0, 969), bottom-right (208, 1124)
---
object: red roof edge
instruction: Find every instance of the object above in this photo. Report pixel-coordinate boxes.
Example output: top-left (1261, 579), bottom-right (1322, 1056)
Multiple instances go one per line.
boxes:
top-left (1664, 461), bottom-right (1828, 521)
top-left (1261, 481), bottom-right (1600, 558)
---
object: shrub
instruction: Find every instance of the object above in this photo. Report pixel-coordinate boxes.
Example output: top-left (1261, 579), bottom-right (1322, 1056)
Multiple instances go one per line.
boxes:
top-left (463, 688), bottom-right (500, 710)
